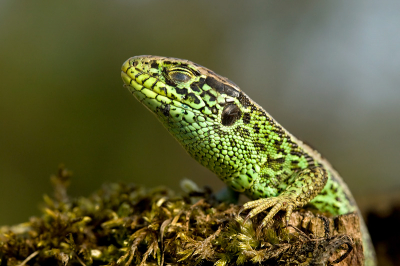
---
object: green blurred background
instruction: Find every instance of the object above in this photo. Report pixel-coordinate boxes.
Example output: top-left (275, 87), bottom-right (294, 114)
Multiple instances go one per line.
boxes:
top-left (1, 1), bottom-right (399, 228)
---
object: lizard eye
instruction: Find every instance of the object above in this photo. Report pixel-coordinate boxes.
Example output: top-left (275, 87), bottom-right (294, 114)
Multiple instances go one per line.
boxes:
top-left (221, 104), bottom-right (241, 126)
top-left (167, 67), bottom-right (193, 83)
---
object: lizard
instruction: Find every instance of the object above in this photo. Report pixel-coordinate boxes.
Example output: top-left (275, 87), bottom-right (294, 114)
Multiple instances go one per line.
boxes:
top-left (121, 55), bottom-right (376, 265)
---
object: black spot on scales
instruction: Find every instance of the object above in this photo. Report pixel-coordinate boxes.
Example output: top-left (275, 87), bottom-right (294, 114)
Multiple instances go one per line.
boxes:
top-left (200, 91), bottom-right (216, 102)
top-left (161, 104), bottom-right (170, 117)
top-left (224, 84), bottom-right (240, 97)
top-left (175, 87), bottom-right (188, 95)
top-left (254, 142), bottom-right (266, 151)
top-left (274, 140), bottom-right (283, 146)
top-left (163, 75), bottom-right (176, 86)
top-left (190, 83), bottom-right (201, 92)
top-left (186, 93), bottom-right (201, 104)
top-left (159, 87), bottom-right (167, 96)
top-left (206, 76), bottom-right (224, 92)
top-left (151, 62), bottom-right (159, 69)
top-left (319, 191), bottom-right (328, 196)
top-left (275, 158), bottom-right (285, 164)
top-left (151, 80), bottom-right (158, 89)
top-left (179, 63), bottom-right (189, 68)
top-left (238, 92), bottom-right (251, 108)
top-left (241, 128), bottom-right (250, 136)
top-left (198, 77), bottom-right (206, 86)
top-left (205, 76), bottom-right (240, 97)
top-left (290, 151), bottom-right (303, 157)
top-left (243, 113), bottom-right (251, 124)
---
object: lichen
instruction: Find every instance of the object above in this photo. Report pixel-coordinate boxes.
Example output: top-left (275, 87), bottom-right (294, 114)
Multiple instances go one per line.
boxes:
top-left (0, 166), bottom-right (360, 266)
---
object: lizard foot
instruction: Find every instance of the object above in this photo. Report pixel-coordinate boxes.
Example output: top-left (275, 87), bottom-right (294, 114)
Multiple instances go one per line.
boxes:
top-left (239, 167), bottom-right (329, 232)
top-left (239, 195), bottom-right (296, 231)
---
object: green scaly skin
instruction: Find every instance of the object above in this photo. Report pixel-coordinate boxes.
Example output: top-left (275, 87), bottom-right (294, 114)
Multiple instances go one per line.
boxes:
top-left (121, 55), bottom-right (376, 265)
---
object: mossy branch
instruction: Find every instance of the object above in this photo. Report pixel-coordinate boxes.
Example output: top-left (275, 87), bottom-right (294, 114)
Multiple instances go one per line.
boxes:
top-left (0, 166), bottom-right (365, 265)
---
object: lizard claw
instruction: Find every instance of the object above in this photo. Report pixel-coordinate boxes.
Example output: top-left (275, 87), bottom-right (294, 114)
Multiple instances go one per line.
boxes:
top-left (243, 213), bottom-right (252, 224)
top-left (239, 195), bottom-right (297, 230)
top-left (238, 206), bottom-right (253, 224)
top-left (238, 206), bottom-right (245, 216)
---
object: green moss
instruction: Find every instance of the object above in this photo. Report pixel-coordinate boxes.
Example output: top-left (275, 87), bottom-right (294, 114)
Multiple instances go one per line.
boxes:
top-left (0, 166), bottom-right (356, 266)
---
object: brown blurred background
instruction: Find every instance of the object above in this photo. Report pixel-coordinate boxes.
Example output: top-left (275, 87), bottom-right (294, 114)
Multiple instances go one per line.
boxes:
top-left (1, 2), bottom-right (400, 262)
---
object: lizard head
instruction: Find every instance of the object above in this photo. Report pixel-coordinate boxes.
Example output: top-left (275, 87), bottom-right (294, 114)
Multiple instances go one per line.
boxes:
top-left (121, 55), bottom-right (266, 191)
top-left (121, 55), bottom-right (245, 126)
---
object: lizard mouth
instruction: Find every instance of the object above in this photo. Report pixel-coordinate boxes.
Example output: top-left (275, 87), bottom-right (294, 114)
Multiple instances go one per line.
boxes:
top-left (121, 58), bottom-right (178, 114)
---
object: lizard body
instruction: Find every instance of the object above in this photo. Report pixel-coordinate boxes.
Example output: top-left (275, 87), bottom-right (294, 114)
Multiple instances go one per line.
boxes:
top-left (121, 55), bottom-right (376, 265)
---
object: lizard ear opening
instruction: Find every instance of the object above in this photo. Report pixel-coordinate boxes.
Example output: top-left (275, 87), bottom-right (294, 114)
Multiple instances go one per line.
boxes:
top-left (221, 104), bottom-right (241, 126)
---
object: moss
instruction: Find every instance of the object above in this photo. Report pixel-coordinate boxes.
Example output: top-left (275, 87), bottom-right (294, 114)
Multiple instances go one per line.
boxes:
top-left (0, 166), bottom-right (362, 266)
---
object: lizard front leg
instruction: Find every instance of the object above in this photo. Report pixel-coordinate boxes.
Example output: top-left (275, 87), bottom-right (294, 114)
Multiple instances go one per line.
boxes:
top-left (240, 166), bottom-right (328, 229)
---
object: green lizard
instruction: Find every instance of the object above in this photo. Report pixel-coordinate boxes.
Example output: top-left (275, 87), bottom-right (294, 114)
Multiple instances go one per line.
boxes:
top-left (121, 55), bottom-right (376, 265)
